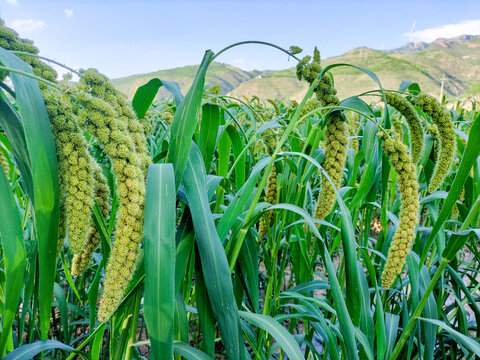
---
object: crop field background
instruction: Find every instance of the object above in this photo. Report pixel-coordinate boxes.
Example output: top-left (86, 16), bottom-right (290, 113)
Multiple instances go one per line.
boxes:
top-left (0, 3), bottom-right (480, 360)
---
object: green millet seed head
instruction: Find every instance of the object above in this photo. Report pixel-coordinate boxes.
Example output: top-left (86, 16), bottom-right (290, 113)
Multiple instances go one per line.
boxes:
top-left (264, 128), bottom-right (278, 156)
top-left (378, 132), bottom-right (419, 289)
top-left (265, 164), bottom-right (277, 225)
top-left (289, 45), bottom-right (303, 55)
top-left (294, 50), bottom-right (349, 220)
top-left (0, 21), bottom-right (57, 83)
top-left (314, 115), bottom-right (348, 220)
top-left (426, 124), bottom-right (440, 161)
top-left (349, 115), bottom-right (360, 155)
top-left (43, 89), bottom-right (95, 255)
top-left (296, 55), bottom-right (311, 81)
top-left (72, 162), bottom-right (110, 276)
top-left (452, 186), bottom-right (465, 219)
top-left (258, 216), bottom-right (267, 239)
top-left (384, 92), bottom-right (424, 163)
top-left (80, 69), bottom-right (151, 175)
top-left (0, 148), bottom-right (9, 176)
top-left (267, 99), bottom-right (281, 116)
top-left (258, 163), bottom-right (278, 238)
top-left (392, 118), bottom-right (404, 141)
top-left (415, 94), bottom-right (455, 192)
top-left (75, 79), bottom-right (147, 321)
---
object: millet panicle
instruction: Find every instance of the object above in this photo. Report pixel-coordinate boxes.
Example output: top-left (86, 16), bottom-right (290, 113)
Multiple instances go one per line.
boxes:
top-left (414, 94), bottom-right (455, 192)
top-left (72, 162), bottom-right (110, 276)
top-left (384, 92), bottom-right (424, 163)
top-left (378, 132), bottom-right (419, 289)
top-left (75, 85), bottom-right (146, 322)
top-left (297, 48), bottom-right (348, 219)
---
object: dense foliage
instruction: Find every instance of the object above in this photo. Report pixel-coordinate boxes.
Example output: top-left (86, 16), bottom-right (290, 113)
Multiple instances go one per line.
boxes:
top-left (0, 23), bottom-right (479, 360)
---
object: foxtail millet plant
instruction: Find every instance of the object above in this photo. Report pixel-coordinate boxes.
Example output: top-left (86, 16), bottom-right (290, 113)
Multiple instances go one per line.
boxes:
top-left (259, 128), bottom-right (279, 238)
top-left (297, 48), bottom-right (349, 219)
top-left (0, 21), bottom-right (97, 254)
top-left (385, 92), bottom-right (424, 163)
top-left (414, 94), bottom-right (455, 192)
top-left (74, 85), bottom-right (146, 322)
top-left (259, 163), bottom-right (278, 238)
top-left (378, 132), bottom-right (419, 289)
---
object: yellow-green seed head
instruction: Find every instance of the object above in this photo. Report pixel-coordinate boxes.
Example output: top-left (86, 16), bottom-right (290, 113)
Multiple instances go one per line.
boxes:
top-left (75, 78), bottom-right (147, 321)
top-left (258, 163), bottom-right (278, 238)
top-left (452, 186), bottom-right (464, 219)
top-left (0, 148), bottom-right (9, 176)
top-left (378, 132), bottom-right (419, 288)
top-left (72, 162), bottom-right (110, 276)
top-left (314, 115), bottom-right (348, 219)
top-left (385, 92), bottom-right (424, 163)
top-left (43, 89), bottom-right (95, 255)
top-left (80, 69), bottom-right (151, 175)
top-left (289, 46), bottom-right (303, 55)
top-left (415, 94), bottom-right (455, 192)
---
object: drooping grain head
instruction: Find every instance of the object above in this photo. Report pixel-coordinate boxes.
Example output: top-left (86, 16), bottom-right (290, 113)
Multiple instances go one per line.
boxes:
top-left (378, 132), bottom-right (419, 288)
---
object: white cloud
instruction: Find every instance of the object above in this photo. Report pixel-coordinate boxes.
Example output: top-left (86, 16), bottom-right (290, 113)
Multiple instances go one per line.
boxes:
top-left (233, 57), bottom-right (257, 70)
top-left (405, 19), bottom-right (480, 42)
top-left (7, 19), bottom-right (45, 33)
top-left (5, 0), bottom-right (19, 6)
top-left (64, 9), bottom-right (74, 19)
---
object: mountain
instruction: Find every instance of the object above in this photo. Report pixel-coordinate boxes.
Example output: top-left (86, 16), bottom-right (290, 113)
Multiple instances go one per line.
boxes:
top-left (112, 62), bottom-right (253, 99)
top-left (112, 35), bottom-right (480, 102)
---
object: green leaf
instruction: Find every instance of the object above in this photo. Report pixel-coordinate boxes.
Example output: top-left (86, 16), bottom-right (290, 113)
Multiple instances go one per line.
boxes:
top-left (53, 283), bottom-right (69, 344)
top-left (0, 92), bottom-right (33, 195)
top-left (239, 311), bottom-right (304, 360)
top-left (0, 47), bottom-right (60, 341)
top-left (143, 164), bottom-right (176, 360)
top-left (398, 81), bottom-right (421, 95)
top-left (167, 50), bottom-right (214, 190)
top-left (339, 97), bottom-right (375, 118)
top-left (132, 78), bottom-right (183, 118)
top-left (182, 142), bottom-right (245, 359)
top-left (194, 254), bottom-right (216, 356)
top-left (173, 341), bottom-right (214, 360)
top-left (442, 228), bottom-right (480, 261)
top-left (0, 164), bottom-right (25, 357)
top-left (418, 318), bottom-right (480, 356)
top-left (226, 125), bottom-right (246, 189)
top-left (422, 113), bottom-right (480, 263)
top-left (198, 103), bottom-right (221, 171)
top-left (3, 340), bottom-right (87, 360)
top-left (217, 157), bottom-right (269, 242)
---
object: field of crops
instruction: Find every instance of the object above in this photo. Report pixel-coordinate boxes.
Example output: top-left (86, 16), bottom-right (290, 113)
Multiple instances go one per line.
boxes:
top-left (0, 23), bottom-right (480, 360)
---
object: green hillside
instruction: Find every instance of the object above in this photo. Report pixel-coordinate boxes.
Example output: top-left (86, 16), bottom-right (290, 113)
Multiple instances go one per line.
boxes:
top-left (112, 62), bottom-right (253, 99)
top-left (112, 35), bottom-right (480, 102)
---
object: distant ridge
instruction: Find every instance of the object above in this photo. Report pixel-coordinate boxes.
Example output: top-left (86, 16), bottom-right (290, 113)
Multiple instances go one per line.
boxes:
top-left (112, 35), bottom-right (480, 102)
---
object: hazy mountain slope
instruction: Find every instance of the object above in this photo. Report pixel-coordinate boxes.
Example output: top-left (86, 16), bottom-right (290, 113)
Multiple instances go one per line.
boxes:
top-left (112, 35), bottom-right (480, 101)
top-left (112, 62), bottom-right (253, 100)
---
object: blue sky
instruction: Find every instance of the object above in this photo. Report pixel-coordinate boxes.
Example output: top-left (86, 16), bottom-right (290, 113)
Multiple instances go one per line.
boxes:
top-left (1, 0), bottom-right (480, 79)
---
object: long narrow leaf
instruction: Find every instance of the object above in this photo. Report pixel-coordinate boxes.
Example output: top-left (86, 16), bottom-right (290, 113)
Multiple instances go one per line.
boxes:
top-left (167, 50), bottom-right (213, 190)
top-left (183, 142), bottom-right (244, 360)
top-left (143, 164), bottom-right (176, 360)
top-left (0, 48), bottom-right (60, 340)
top-left (0, 165), bottom-right (25, 357)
